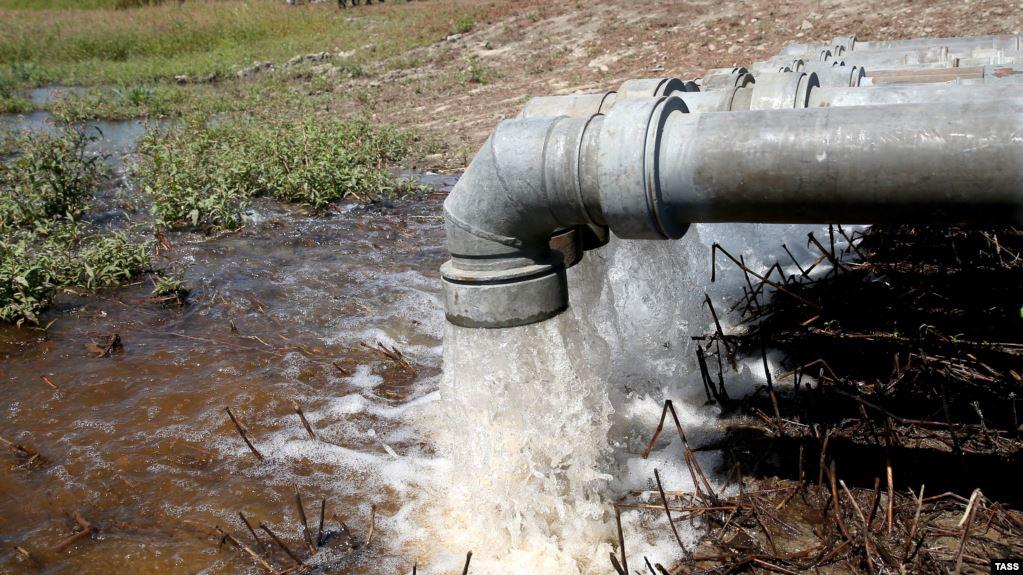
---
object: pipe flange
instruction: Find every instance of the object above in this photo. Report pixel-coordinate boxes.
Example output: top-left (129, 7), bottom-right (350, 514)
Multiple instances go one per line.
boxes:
top-left (618, 77), bottom-right (688, 99)
top-left (700, 67), bottom-right (751, 91)
top-left (749, 71), bottom-right (818, 109)
top-left (596, 96), bottom-right (690, 239)
top-left (549, 227), bottom-right (583, 268)
top-left (441, 261), bottom-right (568, 329)
top-left (804, 63), bottom-right (864, 87)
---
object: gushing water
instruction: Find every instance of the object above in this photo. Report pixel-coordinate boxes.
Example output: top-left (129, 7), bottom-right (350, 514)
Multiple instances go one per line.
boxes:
top-left (414, 223), bottom-right (835, 573)
top-left (427, 318), bottom-right (615, 573)
top-left (408, 231), bottom-right (726, 573)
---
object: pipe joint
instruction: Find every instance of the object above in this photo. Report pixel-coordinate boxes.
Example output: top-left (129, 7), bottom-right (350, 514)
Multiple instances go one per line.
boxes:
top-left (441, 96), bottom-right (696, 327)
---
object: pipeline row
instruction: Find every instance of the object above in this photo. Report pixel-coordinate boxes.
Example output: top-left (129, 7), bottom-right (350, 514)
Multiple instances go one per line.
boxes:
top-left (521, 33), bottom-right (1023, 120)
top-left (439, 33), bottom-right (1023, 328)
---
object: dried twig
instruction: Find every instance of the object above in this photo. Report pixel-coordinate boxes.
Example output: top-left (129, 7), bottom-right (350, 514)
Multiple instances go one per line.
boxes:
top-left (294, 487), bottom-right (318, 555)
top-left (226, 406), bottom-right (264, 461)
top-left (654, 469), bottom-right (688, 556)
top-left (259, 522), bottom-right (304, 566)
top-left (614, 503), bottom-right (628, 574)
top-left (292, 401), bottom-right (317, 441)
top-left (366, 504), bottom-right (377, 548)
top-left (52, 511), bottom-right (93, 553)
top-left (239, 512), bottom-right (269, 558)
top-left (217, 526), bottom-right (277, 573)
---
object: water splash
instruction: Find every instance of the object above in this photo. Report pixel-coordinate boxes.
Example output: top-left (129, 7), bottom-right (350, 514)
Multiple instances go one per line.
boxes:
top-left (414, 224), bottom-right (842, 573)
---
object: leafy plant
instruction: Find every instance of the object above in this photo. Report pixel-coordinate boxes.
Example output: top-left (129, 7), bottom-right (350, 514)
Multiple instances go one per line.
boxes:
top-left (151, 270), bottom-right (189, 304)
top-left (461, 55), bottom-right (494, 84)
top-left (0, 129), bottom-right (101, 233)
top-left (453, 14), bottom-right (474, 34)
top-left (76, 232), bottom-right (151, 289)
top-left (136, 116), bottom-right (427, 230)
top-left (0, 130), bottom-right (151, 324)
top-left (0, 239), bottom-right (56, 325)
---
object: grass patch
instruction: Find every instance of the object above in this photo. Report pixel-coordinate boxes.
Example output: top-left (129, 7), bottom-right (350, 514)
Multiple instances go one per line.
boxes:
top-left (0, 95), bottom-right (32, 114)
top-left (136, 116), bottom-right (430, 231)
top-left (0, 129), bottom-right (151, 324)
top-left (0, 62), bottom-right (43, 112)
top-left (461, 55), bottom-right (496, 84)
top-left (50, 84), bottom-right (191, 122)
top-left (453, 13), bottom-right (474, 34)
top-left (0, 0), bottom-right (487, 88)
top-left (0, 0), bottom-right (166, 9)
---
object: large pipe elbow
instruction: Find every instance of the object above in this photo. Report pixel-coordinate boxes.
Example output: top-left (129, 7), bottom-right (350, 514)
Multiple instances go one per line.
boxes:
top-left (441, 99), bottom-right (688, 328)
top-left (441, 116), bottom-right (599, 328)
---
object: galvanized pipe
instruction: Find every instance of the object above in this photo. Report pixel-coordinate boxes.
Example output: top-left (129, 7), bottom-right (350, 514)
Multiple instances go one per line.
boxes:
top-left (442, 98), bottom-right (1023, 327)
top-left (657, 100), bottom-right (1023, 224)
top-left (523, 70), bottom-right (1018, 121)
top-left (853, 34), bottom-right (1020, 52)
top-left (699, 67), bottom-right (753, 91)
top-left (801, 63), bottom-right (865, 87)
top-left (807, 84), bottom-right (1023, 108)
top-left (779, 34), bottom-right (1021, 56)
top-left (519, 92), bottom-right (616, 118)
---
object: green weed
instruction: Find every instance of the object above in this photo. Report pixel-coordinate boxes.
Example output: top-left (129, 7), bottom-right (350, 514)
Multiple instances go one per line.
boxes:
top-left (77, 232), bottom-right (151, 288)
top-left (0, 1), bottom-right (490, 88)
top-left (151, 269), bottom-right (189, 303)
top-left (0, 129), bottom-right (151, 324)
top-left (0, 129), bottom-right (101, 233)
top-left (0, 0), bottom-right (166, 9)
top-left (0, 96), bottom-right (33, 114)
top-left (461, 55), bottom-right (495, 84)
top-left (0, 238), bottom-right (56, 324)
top-left (453, 14), bottom-right (474, 34)
top-left (137, 116), bottom-right (427, 231)
top-left (51, 84), bottom-right (186, 121)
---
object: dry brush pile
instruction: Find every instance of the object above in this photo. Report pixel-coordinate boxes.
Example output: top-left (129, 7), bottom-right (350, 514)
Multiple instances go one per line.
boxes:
top-left (615, 224), bottom-right (1023, 574)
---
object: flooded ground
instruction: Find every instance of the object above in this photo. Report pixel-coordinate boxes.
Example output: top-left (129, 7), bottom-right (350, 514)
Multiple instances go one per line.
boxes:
top-left (0, 89), bottom-right (152, 173)
top-left (0, 103), bottom-right (852, 574)
top-left (0, 108), bottom-right (458, 572)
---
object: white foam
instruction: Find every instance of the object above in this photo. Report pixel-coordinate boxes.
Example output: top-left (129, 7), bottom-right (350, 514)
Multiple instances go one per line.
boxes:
top-left (403, 223), bottom-right (847, 572)
top-left (196, 220), bottom-right (851, 574)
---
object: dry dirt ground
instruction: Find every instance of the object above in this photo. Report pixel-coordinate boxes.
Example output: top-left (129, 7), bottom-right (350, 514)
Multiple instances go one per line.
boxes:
top-left (334, 0), bottom-right (1023, 166)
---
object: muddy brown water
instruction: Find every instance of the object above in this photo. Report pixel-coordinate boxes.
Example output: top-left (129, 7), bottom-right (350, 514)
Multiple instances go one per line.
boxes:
top-left (0, 115), bottom-right (457, 573)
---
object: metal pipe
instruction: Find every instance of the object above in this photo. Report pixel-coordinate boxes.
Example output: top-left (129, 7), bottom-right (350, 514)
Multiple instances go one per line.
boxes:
top-left (807, 84), bottom-right (1023, 108)
top-left (779, 34), bottom-right (1020, 56)
top-left (855, 34), bottom-right (1020, 52)
top-left (518, 92), bottom-right (616, 118)
top-left (801, 63), bottom-right (865, 87)
top-left (658, 101), bottom-right (1023, 223)
top-left (699, 67), bottom-right (753, 91)
top-left (442, 98), bottom-right (1023, 327)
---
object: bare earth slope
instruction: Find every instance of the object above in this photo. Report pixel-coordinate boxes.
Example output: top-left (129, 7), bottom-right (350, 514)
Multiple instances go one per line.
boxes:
top-left (336, 0), bottom-right (1023, 165)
